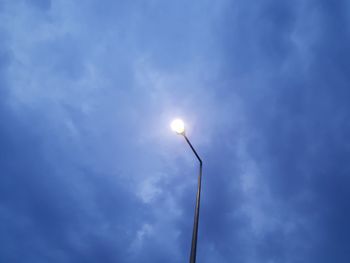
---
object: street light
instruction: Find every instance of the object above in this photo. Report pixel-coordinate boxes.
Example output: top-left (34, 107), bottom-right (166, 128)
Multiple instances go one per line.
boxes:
top-left (171, 119), bottom-right (203, 263)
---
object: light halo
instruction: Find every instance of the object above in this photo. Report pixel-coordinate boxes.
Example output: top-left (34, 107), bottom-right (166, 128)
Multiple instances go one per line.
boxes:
top-left (171, 119), bottom-right (185, 134)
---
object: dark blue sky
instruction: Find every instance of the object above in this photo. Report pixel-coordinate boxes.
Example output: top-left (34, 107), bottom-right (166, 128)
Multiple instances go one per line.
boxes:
top-left (1, 0), bottom-right (350, 262)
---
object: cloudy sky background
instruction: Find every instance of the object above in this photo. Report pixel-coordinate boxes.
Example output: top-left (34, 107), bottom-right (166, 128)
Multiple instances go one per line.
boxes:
top-left (1, 0), bottom-right (350, 262)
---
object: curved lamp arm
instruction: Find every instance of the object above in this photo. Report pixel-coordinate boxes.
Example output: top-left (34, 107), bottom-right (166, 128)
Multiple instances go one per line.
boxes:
top-left (182, 134), bottom-right (202, 263)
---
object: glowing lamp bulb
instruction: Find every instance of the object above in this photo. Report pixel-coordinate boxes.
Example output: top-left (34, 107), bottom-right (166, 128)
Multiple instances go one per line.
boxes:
top-left (171, 119), bottom-right (185, 134)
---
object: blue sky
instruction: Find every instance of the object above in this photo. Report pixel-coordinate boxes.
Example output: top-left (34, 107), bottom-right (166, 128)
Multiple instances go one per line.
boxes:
top-left (1, 0), bottom-right (350, 262)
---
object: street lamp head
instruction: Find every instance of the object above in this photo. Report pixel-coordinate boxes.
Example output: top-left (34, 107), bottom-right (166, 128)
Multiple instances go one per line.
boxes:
top-left (171, 118), bottom-right (185, 135)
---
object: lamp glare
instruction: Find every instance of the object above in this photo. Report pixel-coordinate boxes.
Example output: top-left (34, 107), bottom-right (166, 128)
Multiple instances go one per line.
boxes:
top-left (171, 119), bottom-right (185, 134)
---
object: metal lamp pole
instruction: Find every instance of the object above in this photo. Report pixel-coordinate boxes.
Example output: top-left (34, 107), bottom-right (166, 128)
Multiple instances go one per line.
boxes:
top-left (170, 119), bottom-right (203, 263)
top-left (183, 134), bottom-right (202, 263)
